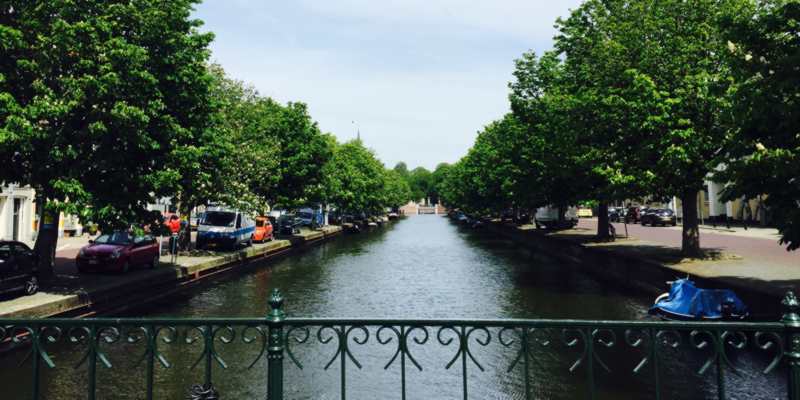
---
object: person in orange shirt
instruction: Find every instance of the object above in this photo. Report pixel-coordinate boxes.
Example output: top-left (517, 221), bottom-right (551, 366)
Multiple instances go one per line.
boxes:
top-left (167, 215), bottom-right (181, 254)
top-left (167, 215), bottom-right (181, 234)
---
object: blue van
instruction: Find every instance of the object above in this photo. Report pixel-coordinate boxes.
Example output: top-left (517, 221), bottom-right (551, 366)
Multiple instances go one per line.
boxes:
top-left (196, 208), bottom-right (255, 250)
top-left (298, 207), bottom-right (324, 228)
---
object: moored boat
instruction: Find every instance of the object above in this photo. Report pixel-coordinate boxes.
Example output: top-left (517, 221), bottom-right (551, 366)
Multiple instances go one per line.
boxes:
top-left (649, 278), bottom-right (748, 321)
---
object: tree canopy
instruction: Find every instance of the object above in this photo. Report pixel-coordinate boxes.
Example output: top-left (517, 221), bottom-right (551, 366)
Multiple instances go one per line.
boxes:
top-left (441, 0), bottom-right (797, 254)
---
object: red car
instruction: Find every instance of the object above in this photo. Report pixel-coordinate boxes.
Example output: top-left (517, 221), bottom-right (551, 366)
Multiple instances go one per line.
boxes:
top-left (76, 231), bottom-right (160, 273)
top-left (253, 216), bottom-right (274, 243)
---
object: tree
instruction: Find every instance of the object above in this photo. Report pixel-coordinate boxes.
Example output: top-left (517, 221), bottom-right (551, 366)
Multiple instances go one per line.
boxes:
top-left (0, 0), bottom-right (213, 277)
top-left (407, 167), bottom-right (432, 203)
top-left (553, 3), bottom-right (656, 239)
top-left (546, 0), bottom-right (747, 255)
top-left (264, 101), bottom-right (331, 208)
top-left (720, 0), bottom-right (800, 250)
top-left (393, 162), bottom-right (409, 179)
top-left (322, 139), bottom-right (389, 214)
top-left (509, 52), bottom-right (589, 221)
top-left (382, 169), bottom-right (412, 210)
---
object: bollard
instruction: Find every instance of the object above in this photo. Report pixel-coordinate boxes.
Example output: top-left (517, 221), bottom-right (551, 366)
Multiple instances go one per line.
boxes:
top-left (783, 291), bottom-right (800, 400)
top-left (267, 289), bottom-right (285, 400)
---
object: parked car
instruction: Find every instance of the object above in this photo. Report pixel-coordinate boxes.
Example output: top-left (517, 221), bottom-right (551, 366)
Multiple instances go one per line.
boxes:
top-left (0, 241), bottom-right (39, 296)
top-left (277, 214), bottom-right (302, 235)
top-left (297, 207), bottom-right (324, 228)
top-left (608, 207), bottom-right (621, 223)
top-left (253, 216), bottom-right (274, 243)
top-left (534, 206), bottom-right (578, 229)
top-left (76, 231), bottom-right (159, 273)
top-left (641, 208), bottom-right (677, 226)
top-left (196, 208), bottom-right (255, 250)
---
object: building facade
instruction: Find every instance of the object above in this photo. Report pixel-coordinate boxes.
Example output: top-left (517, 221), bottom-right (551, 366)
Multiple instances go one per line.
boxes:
top-left (0, 184), bottom-right (37, 245)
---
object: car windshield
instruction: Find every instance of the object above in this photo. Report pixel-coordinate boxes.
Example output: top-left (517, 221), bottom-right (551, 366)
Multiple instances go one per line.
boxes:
top-left (298, 212), bottom-right (313, 219)
top-left (203, 211), bottom-right (236, 227)
top-left (95, 232), bottom-right (132, 245)
top-left (256, 219), bottom-right (266, 227)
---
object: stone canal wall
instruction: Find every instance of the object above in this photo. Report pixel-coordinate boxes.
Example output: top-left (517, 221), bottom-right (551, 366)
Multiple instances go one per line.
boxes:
top-left (484, 222), bottom-right (783, 316)
top-left (485, 222), bottom-right (670, 295)
top-left (1, 226), bottom-right (344, 319)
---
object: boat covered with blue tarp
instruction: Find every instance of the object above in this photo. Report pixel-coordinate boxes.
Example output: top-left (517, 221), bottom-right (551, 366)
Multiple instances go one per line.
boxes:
top-left (649, 278), bottom-right (748, 320)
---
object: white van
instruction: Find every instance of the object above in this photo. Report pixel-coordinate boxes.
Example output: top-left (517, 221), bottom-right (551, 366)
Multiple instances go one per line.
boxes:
top-left (535, 206), bottom-right (578, 230)
top-left (196, 207), bottom-right (255, 250)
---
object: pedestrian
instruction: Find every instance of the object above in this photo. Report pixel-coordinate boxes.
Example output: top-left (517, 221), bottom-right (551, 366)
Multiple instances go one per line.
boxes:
top-left (168, 215), bottom-right (180, 254)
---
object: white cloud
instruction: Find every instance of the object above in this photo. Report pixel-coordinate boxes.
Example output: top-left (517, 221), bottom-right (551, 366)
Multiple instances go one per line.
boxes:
top-left (195, 0), bottom-right (583, 169)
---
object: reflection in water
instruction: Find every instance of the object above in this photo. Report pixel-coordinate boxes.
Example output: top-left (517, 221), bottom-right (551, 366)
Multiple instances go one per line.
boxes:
top-left (0, 217), bottom-right (786, 399)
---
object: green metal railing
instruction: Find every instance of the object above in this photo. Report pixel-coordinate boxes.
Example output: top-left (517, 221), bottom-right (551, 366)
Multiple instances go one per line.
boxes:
top-left (1, 289), bottom-right (799, 399)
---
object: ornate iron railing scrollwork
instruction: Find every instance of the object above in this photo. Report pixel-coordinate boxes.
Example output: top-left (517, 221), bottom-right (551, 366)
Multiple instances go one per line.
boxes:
top-left (2, 290), bottom-right (798, 400)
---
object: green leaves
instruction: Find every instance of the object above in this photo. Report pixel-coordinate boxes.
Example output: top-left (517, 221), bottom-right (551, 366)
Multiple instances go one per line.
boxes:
top-left (319, 139), bottom-right (403, 214)
top-left (719, 0), bottom-right (800, 250)
top-left (0, 0), bottom-right (213, 230)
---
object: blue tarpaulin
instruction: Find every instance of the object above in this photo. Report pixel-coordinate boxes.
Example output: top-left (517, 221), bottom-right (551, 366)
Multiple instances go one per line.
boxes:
top-left (649, 279), bottom-right (748, 320)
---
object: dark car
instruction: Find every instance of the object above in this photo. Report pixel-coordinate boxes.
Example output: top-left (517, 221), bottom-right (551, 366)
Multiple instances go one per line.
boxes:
top-left (277, 214), bottom-right (301, 235)
top-left (608, 207), bottom-right (621, 223)
top-left (641, 208), bottom-right (677, 226)
top-left (0, 241), bottom-right (39, 296)
top-left (76, 231), bottom-right (160, 273)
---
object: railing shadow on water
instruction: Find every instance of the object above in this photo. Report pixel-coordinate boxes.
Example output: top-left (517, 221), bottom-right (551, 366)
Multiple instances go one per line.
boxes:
top-left (1, 289), bottom-right (799, 400)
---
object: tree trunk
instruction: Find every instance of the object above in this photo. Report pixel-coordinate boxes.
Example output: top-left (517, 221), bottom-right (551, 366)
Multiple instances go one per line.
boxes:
top-left (557, 204), bottom-right (565, 224)
top-left (33, 198), bottom-right (59, 282)
top-left (597, 202), bottom-right (609, 240)
top-left (681, 191), bottom-right (701, 257)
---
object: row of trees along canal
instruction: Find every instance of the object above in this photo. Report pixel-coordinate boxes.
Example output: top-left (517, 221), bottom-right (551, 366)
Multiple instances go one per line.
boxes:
top-left (437, 0), bottom-right (800, 256)
top-left (0, 1), bottom-right (415, 282)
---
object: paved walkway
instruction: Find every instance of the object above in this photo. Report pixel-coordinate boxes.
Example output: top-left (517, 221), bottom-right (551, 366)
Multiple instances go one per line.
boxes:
top-left (569, 218), bottom-right (799, 296)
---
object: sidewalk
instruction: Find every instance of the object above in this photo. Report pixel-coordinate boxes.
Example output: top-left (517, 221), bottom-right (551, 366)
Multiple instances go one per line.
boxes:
top-left (568, 218), bottom-right (800, 297)
top-left (0, 226), bottom-right (343, 318)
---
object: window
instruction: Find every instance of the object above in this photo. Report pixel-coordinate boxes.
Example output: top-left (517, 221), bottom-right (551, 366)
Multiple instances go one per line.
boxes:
top-left (0, 243), bottom-right (11, 261)
top-left (203, 211), bottom-right (236, 227)
top-left (95, 232), bottom-right (133, 245)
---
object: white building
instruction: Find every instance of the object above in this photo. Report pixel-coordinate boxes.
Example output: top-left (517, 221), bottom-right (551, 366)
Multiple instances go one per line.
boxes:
top-left (0, 184), bottom-right (37, 245)
top-left (669, 179), bottom-right (768, 225)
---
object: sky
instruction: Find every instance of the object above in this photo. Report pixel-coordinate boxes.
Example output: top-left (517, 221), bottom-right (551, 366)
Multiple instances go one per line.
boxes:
top-left (193, 0), bottom-right (584, 170)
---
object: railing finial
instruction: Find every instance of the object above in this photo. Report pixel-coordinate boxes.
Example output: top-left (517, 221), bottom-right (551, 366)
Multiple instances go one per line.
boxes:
top-left (268, 288), bottom-right (285, 321)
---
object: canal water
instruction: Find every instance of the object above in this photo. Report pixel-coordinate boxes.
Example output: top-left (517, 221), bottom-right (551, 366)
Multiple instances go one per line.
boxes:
top-left (2, 216), bottom-right (786, 399)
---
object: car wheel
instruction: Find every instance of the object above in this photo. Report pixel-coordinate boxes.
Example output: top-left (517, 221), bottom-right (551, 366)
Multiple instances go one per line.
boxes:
top-left (149, 254), bottom-right (159, 269)
top-left (24, 276), bottom-right (39, 296)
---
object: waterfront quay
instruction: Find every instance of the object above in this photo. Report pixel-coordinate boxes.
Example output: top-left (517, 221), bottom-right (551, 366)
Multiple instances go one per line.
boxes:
top-left (0, 226), bottom-right (342, 319)
top-left (2, 216), bottom-right (799, 399)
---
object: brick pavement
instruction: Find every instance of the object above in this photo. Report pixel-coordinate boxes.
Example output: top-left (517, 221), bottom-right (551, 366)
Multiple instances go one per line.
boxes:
top-left (573, 218), bottom-right (799, 295)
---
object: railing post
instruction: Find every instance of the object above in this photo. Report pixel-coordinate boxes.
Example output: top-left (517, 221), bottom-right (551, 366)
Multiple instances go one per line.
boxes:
top-left (783, 291), bottom-right (800, 400)
top-left (267, 289), bottom-right (286, 400)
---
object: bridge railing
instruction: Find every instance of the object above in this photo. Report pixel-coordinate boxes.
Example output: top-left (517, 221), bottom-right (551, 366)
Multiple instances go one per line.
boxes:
top-left (1, 290), bottom-right (799, 400)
